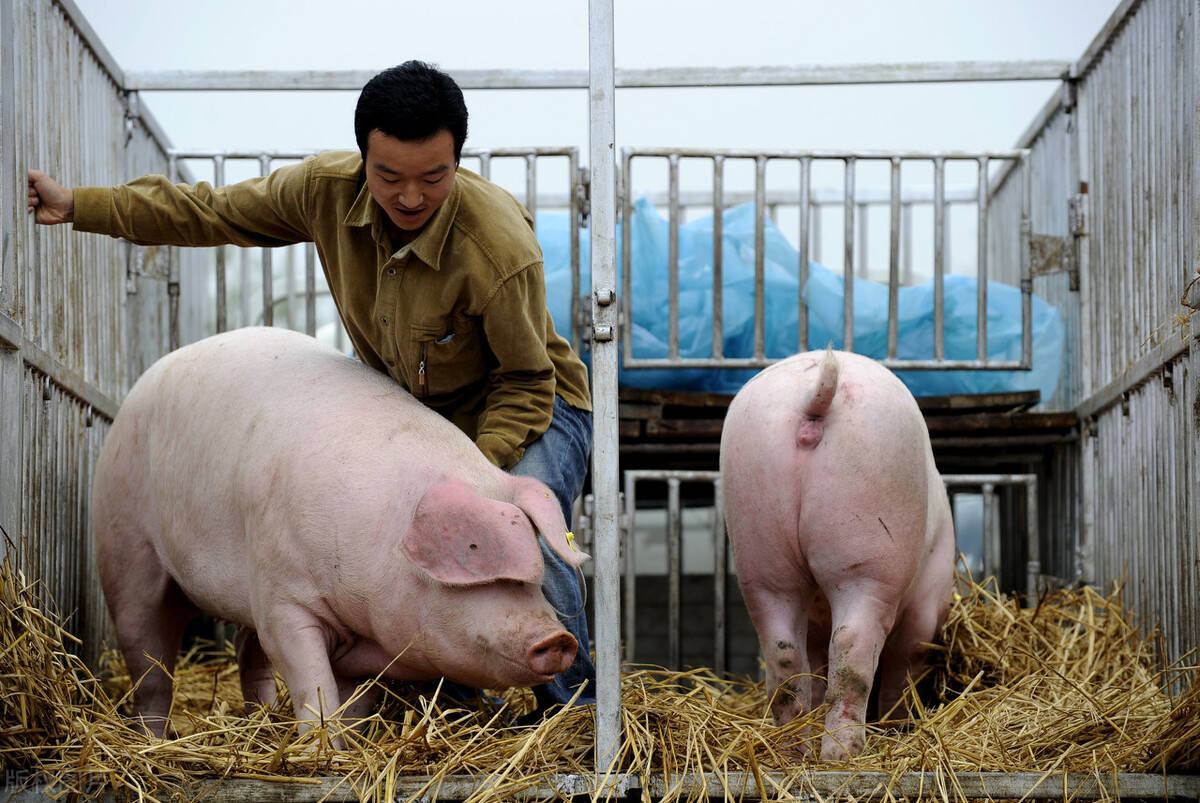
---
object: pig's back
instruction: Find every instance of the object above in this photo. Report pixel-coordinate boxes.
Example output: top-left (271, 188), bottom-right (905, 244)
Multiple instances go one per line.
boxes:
top-left (93, 327), bottom-right (489, 622)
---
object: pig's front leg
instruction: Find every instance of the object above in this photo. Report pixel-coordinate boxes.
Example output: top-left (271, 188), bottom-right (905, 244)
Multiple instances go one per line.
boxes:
top-left (234, 627), bottom-right (278, 710)
top-left (256, 606), bottom-right (347, 748)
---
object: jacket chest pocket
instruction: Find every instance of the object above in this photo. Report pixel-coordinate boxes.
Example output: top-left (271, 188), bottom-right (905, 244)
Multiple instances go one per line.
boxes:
top-left (410, 314), bottom-right (485, 396)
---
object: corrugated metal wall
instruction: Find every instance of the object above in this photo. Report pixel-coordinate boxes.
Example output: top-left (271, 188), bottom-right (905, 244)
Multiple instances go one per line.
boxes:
top-left (0, 0), bottom-right (206, 665)
top-left (1073, 0), bottom-right (1199, 673)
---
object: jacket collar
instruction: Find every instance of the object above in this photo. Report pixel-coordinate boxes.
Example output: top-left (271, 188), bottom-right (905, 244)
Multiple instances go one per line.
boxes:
top-left (343, 167), bottom-right (462, 271)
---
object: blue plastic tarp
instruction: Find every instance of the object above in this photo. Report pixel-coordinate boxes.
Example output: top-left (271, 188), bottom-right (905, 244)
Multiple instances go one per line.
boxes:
top-left (539, 199), bottom-right (1064, 401)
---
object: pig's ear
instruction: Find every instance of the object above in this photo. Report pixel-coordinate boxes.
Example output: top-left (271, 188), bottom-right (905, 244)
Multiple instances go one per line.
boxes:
top-left (511, 477), bottom-right (590, 568)
top-left (402, 484), bottom-right (545, 586)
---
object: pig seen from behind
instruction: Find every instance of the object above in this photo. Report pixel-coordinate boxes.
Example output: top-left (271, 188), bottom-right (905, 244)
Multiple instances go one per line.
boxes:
top-left (719, 349), bottom-right (955, 759)
top-left (92, 326), bottom-right (585, 740)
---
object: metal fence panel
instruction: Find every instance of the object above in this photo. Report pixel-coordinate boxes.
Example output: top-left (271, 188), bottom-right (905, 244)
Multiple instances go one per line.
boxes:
top-left (0, 0), bottom-right (198, 663)
top-left (1072, 0), bottom-right (1199, 674)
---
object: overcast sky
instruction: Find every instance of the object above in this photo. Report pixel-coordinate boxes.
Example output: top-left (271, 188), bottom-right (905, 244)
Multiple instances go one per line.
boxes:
top-left (73, 0), bottom-right (1122, 157)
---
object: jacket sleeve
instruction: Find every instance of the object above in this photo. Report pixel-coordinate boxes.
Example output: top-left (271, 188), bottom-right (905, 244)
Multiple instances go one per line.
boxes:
top-left (473, 262), bottom-right (559, 469)
top-left (72, 159), bottom-right (314, 247)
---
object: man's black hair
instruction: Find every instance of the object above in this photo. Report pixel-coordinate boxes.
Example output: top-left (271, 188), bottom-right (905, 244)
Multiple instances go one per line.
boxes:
top-left (354, 61), bottom-right (468, 162)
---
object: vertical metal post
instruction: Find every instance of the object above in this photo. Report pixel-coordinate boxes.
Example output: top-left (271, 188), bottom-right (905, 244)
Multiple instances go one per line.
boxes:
top-left (569, 151), bottom-right (581, 355)
top-left (167, 152), bottom-right (180, 351)
top-left (0, 0), bottom-right (23, 559)
top-left (712, 156), bottom-right (725, 360)
top-left (667, 477), bottom-right (682, 670)
top-left (213, 155), bottom-right (227, 333)
top-left (258, 154), bottom-right (274, 326)
top-left (667, 154), bottom-right (680, 359)
top-left (933, 157), bottom-right (946, 360)
top-left (1019, 152), bottom-right (1033, 369)
top-left (622, 473), bottom-right (637, 663)
top-left (982, 483), bottom-right (998, 583)
top-left (887, 157), bottom-right (901, 359)
top-left (304, 243), bottom-right (316, 337)
top-left (976, 157), bottom-right (989, 361)
top-left (856, 201), bottom-right (869, 279)
top-left (525, 153), bottom-right (537, 231)
top-left (843, 158), bottom-right (856, 351)
top-left (798, 157), bottom-right (811, 352)
top-left (588, 0), bottom-right (622, 775)
top-left (753, 156), bottom-right (767, 360)
top-left (712, 478), bottom-right (727, 677)
top-left (1024, 475), bottom-right (1040, 602)
top-left (620, 150), bottom-right (634, 368)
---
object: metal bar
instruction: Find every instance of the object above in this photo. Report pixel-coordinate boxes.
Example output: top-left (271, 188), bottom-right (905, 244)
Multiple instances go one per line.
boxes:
top-left (712, 477), bottom-right (727, 677)
top-left (620, 151), bottom-right (634, 369)
top-left (666, 477), bottom-right (682, 670)
top-left (843, 158), bottom-right (856, 350)
top-left (477, 152), bottom-right (491, 181)
top-left (569, 152), bottom-right (581, 355)
top-left (901, 202), bottom-right (914, 285)
top-left (983, 483), bottom-right (999, 583)
top-left (167, 153), bottom-right (180, 351)
top-left (12, 338), bottom-right (119, 423)
top-left (622, 356), bottom-right (1031, 371)
top-left (304, 244), bottom-right (316, 337)
top-left (712, 156), bottom-right (725, 360)
top-left (1074, 329), bottom-right (1194, 420)
top-left (856, 201), bottom-right (870, 279)
top-left (122, 60), bottom-right (1072, 92)
top-left (213, 155), bottom-right (227, 333)
top-left (258, 154), bottom-right (274, 327)
top-left (976, 157), bottom-right (989, 362)
top-left (525, 153), bottom-right (537, 230)
top-left (1019, 152), bottom-right (1034, 370)
top-left (887, 157), bottom-right (901, 359)
top-left (798, 158), bottom-right (811, 352)
top-left (622, 473), bottom-right (637, 664)
top-left (587, 0), bottom-right (621, 775)
top-left (624, 146), bottom-right (1028, 160)
top-left (1025, 475), bottom-right (1041, 601)
top-left (753, 156), bottom-right (767, 359)
top-left (933, 157), bottom-right (946, 360)
top-left (668, 154), bottom-right (680, 360)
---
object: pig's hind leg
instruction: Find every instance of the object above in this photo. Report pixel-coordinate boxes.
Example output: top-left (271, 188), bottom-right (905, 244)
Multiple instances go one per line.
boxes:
top-left (818, 583), bottom-right (900, 760)
top-left (100, 549), bottom-right (198, 738)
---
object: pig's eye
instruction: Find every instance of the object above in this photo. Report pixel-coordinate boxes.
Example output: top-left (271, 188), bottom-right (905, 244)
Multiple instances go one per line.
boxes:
top-left (469, 543), bottom-right (478, 550)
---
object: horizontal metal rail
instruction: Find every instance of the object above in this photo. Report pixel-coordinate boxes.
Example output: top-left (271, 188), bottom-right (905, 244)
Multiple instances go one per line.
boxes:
top-left (12, 770), bottom-right (1195, 801)
top-left (122, 61), bottom-right (1072, 92)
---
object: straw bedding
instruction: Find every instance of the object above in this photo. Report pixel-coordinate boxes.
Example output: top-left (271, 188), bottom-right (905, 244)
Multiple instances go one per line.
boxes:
top-left (1, 556), bottom-right (1196, 802)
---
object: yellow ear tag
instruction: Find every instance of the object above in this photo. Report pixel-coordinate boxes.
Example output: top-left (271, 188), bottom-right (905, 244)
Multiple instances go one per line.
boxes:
top-left (565, 531), bottom-right (578, 552)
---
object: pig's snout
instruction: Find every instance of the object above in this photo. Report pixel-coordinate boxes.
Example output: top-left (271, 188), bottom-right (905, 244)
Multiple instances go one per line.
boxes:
top-left (527, 631), bottom-right (578, 677)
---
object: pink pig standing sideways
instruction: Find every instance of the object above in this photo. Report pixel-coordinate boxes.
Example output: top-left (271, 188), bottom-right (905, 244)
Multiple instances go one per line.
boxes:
top-left (719, 349), bottom-right (955, 760)
top-left (92, 326), bottom-right (585, 739)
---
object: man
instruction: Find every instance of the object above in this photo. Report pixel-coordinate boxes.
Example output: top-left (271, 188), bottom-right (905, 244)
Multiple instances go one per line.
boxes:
top-left (27, 60), bottom-right (595, 715)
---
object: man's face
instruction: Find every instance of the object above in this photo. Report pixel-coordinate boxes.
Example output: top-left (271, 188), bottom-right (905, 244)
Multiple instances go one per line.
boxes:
top-left (364, 128), bottom-right (457, 233)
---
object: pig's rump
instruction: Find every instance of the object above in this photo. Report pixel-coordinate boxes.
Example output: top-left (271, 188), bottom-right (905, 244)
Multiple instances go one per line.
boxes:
top-left (719, 349), bottom-right (954, 760)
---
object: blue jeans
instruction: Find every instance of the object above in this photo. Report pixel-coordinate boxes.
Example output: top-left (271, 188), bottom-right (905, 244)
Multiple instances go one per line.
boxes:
top-left (510, 395), bottom-right (595, 708)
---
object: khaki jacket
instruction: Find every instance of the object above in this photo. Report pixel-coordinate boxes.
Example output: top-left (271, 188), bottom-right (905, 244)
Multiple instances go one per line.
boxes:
top-left (74, 151), bottom-right (591, 469)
